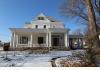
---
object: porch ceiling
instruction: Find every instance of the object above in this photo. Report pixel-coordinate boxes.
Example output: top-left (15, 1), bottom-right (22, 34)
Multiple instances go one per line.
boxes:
top-left (10, 28), bottom-right (48, 33)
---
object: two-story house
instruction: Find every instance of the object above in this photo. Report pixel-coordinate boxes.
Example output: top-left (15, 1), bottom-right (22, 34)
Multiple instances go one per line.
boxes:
top-left (9, 13), bottom-right (69, 50)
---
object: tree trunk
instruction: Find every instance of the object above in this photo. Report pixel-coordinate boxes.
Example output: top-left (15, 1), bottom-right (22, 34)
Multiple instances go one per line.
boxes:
top-left (84, 0), bottom-right (100, 51)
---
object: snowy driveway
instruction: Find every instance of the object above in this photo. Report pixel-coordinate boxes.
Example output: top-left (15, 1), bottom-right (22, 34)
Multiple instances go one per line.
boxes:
top-left (0, 51), bottom-right (72, 67)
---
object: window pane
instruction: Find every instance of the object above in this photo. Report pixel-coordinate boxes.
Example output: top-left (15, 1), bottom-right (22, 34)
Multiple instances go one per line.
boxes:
top-left (38, 17), bottom-right (44, 20)
top-left (19, 36), bottom-right (28, 44)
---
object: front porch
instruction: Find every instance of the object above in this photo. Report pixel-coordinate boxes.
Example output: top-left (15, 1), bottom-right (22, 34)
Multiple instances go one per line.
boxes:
top-left (10, 28), bottom-right (69, 51)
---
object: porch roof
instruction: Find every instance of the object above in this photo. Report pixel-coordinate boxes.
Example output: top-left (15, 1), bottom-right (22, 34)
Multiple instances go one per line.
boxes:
top-left (9, 28), bottom-right (68, 33)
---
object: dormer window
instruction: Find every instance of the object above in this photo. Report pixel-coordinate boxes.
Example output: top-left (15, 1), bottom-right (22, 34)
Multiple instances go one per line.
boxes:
top-left (44, 25), bottom-right (46, 29)
top-left (35, 25), bottom-right (38, 29)
top-left (38, 17), bottom-right (44, 20)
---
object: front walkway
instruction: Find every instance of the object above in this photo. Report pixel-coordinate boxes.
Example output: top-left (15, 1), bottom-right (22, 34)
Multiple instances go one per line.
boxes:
top-left (0, 51), bottom-right (72, 67)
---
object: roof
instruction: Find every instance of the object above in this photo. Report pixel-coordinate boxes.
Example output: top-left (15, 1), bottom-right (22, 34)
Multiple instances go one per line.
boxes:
top-left (34, 13), bottom-right (60, 22)
top-left (46, 16), bottom-right (60, 22)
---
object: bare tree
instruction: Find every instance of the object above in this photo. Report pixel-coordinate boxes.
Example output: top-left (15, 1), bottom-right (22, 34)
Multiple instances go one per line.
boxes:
top-left (59, 1), bottom-right (100, 65)
top-left (71, 28), bottom-right (83, 35)
top-left (60, 0), bottom-right (100, 48)
top-left (94, 0), bottom-right (100, 15)
top-left (60, 0), bottom-right (100, 23)
top-left (84, 0), bottom-right (100, 48)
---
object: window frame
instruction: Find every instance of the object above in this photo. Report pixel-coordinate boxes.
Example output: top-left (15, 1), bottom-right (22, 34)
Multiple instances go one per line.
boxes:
top-left (38, 17), bottom-right (44, 20)
top-left (19, 36), bottom-right (29, 44)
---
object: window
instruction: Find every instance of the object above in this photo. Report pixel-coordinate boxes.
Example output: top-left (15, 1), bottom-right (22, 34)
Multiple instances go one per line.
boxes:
top-left (38, 17), bottom-right (44, 20)
top-left (35, 25), bottom-right (38, 28)
top-left (44, 25), bottom-right (46, 29)
top-left (19, 36), bottom-right (28, 44)
top-left (38, 37), bottom-right (44, 44)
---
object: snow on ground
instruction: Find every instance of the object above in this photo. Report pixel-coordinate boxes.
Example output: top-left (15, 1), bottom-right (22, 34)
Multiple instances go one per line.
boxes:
top-left (0, 51), bottom-right (72, 67)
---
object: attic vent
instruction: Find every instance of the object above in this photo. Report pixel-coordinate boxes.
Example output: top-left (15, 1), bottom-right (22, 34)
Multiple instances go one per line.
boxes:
top-left (38, 17), bottom-right (44, 20)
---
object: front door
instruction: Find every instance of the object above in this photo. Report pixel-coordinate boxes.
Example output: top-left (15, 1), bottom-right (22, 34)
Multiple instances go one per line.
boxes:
top-left (38, 37), bottom-right (44, 44)
top-left (52, 37), bottom-right (59, 46)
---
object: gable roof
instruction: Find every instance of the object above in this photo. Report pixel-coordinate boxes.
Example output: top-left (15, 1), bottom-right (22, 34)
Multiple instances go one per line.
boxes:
top-left (35, 13), bottom-right (60, 22)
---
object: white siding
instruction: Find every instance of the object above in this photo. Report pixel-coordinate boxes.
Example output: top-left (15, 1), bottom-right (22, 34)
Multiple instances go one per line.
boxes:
top-left (24, 21), bottom-right (64, 29)
top-left (24, 13), bottom-right (64, 29)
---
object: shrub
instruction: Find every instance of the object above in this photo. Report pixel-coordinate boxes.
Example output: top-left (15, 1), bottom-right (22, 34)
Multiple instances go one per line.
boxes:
top-left (3, 42), bottom-right (10, 51)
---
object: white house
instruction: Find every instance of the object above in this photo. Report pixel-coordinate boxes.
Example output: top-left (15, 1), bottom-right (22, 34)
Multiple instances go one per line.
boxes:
top-left (9, 13), bottom-right (69, 50)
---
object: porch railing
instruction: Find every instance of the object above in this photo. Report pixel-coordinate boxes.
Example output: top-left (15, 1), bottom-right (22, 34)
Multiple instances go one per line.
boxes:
top-left (32, 44), bottom-right (47, 47)
top-left (16, 44), bottom-right (47, 48)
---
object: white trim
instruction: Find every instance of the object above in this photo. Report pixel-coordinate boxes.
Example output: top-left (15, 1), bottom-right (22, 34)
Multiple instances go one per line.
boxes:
top-left (49, 32), bottom-right (51, 47)
top-left (16, 35), bottom-right (18, 48)
top-left (30, 34), bottom-right (33, 47)
top-left (46, 32), bottom-right (49, 47)
top-left (64, 33), bottom-right (67, 47)
top-left (10, 32), bottom-right (13, 48)
top-left (13, 32), bottom-right (16, 49)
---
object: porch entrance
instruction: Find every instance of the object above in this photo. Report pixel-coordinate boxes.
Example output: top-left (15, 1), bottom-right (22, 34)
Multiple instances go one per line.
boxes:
top-left (52, 35), bottom-right (60, 46)
top-left (52, 37), bottom-right (59, 46)
top-left (38, 37), bottom-right (44, 44)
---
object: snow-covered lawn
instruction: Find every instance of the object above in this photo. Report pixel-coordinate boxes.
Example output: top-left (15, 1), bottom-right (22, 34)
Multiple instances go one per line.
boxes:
top-left (0, 51), bottom-right (72, 67)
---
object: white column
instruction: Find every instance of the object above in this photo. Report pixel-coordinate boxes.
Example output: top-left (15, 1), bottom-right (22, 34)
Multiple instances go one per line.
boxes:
top-left (16, 35), bottom-right (18, 48)
top-left (49, 32), bottom-right (51, 47)
top-left (10, 32), bottom-right (13, 48)
top-left (46, 33), bottom-right (49, 47)
top-left (30, 34), bottom-right (33, 47)
top-left (13, 32), bottom-right (16, 49)
top-left (64, 32), bottom-right (69, 48)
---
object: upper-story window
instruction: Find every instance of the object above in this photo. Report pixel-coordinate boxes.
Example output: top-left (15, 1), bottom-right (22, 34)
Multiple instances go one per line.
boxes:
top-left (35, 25), bottom-right (38, 29)
top-left (38, 17), bottom-right (44, 20)
top-left (44, 25), bottom-right (46, 29)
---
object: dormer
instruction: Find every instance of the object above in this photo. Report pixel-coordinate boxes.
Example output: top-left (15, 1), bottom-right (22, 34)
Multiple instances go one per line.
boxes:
top-left (35, 13), bottom-right (50, 22)
top-left (37, 13), bottom-right (45, 20)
